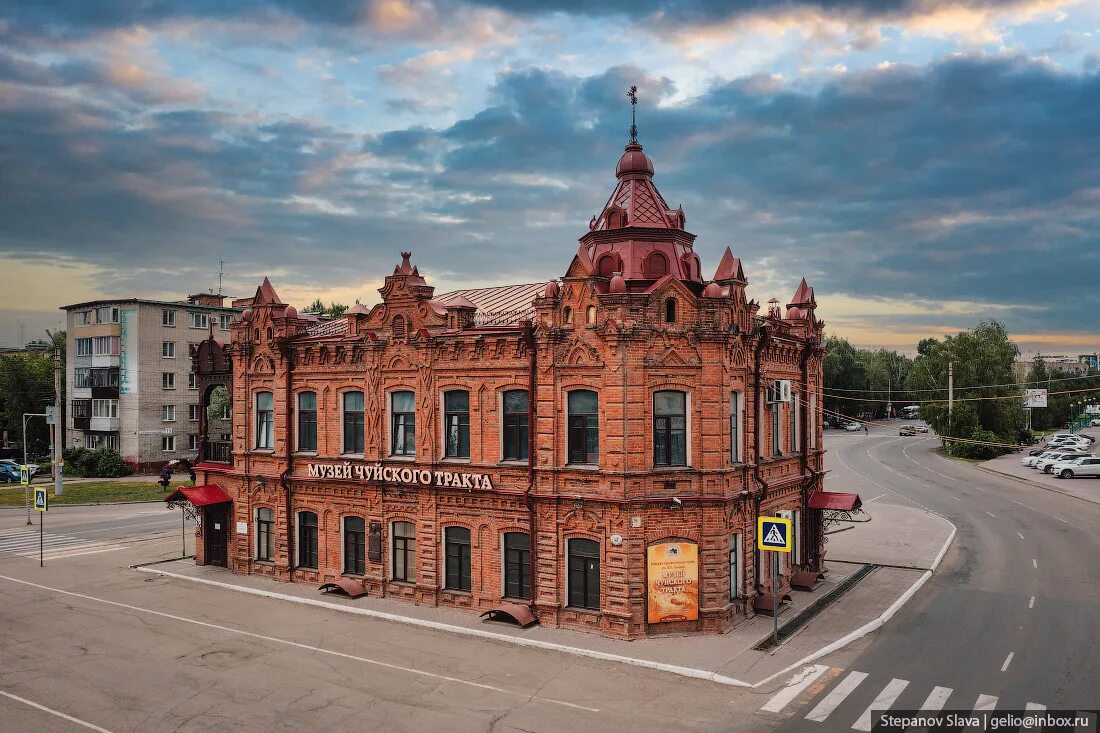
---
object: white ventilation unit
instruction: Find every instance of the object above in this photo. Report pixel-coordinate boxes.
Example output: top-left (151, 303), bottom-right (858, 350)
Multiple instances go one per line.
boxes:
top-left (775, 510), bottom-right (793, 521)
top-left (768, 380), bottom-right (792, 403)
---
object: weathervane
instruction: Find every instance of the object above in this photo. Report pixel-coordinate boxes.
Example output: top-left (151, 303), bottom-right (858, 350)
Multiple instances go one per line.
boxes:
top-left (627, 84), bottom-right (638, 144)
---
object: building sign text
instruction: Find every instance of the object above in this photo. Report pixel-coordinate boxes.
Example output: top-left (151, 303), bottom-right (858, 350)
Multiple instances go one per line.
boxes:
top-left (306, 462), bottom-right (494, 490)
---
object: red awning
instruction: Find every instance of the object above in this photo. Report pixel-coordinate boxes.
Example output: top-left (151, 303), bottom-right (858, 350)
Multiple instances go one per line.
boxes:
top-left (808, 491), bottom-right (862, 511)
top-left (164, 483), bottom-right (232, 507)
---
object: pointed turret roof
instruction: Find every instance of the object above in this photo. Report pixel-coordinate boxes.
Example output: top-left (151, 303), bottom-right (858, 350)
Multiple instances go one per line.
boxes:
top-left (591, 142), bottom-right (683, 231)
top-left (254, 277), bottom-right (284, 306)
top-left (789, 277), bottom-right (815, 306)
top-left (712, 248), bottom-right (746, 283)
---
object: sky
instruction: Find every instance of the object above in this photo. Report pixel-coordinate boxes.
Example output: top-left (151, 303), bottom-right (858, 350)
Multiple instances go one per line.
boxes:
top-left (1, 0), bottom-right (1098, 356)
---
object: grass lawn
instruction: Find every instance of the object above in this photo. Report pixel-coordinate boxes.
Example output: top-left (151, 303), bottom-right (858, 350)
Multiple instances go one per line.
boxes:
top-left (0, 481), bottom-right (168, 506)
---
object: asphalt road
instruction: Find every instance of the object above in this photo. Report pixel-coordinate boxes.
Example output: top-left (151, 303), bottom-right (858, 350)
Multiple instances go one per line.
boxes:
top-left (756, 427), bottom-right (1100, 731)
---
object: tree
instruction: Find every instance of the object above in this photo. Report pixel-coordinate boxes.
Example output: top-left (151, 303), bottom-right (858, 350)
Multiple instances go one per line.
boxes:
top-left (0, 350), bottom-right (57, 457)
top-left (302, 299), bottom-right (348, 317)
top-left (916, 337), bottom-right (939, 358)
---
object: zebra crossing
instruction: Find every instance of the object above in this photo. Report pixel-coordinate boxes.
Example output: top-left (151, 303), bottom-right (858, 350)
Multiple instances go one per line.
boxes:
top-left (0, 528), bottom-right (129, 561)
top-left (760, 664), bottom-right (1050, 730)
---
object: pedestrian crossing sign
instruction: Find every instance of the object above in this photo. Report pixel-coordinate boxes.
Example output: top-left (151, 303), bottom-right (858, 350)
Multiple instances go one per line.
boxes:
top-left (19, 465), bottom-right (29, 485)
top-left (34, 487), bottom-right (48, 512)
top-left (758, 516), bottom-right (791, 552)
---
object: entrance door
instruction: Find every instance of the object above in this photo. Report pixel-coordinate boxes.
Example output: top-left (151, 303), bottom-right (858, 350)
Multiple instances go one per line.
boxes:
top-left (204, 504), bottom-right (229, 567)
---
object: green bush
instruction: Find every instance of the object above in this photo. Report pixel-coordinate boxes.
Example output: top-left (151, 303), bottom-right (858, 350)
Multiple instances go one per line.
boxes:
top-left (949, 428), bottom-right (1007, 461)
top-left (62, 447), bottom-right (132, 477)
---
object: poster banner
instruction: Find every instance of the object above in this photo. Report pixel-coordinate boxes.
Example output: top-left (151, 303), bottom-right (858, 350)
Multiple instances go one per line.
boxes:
top-left (647, 541), bottom-right (699, 624)
top-left (119, 308), bottom-right (139, 394)
top-left (1024, 388), bottom-right (1047, 408)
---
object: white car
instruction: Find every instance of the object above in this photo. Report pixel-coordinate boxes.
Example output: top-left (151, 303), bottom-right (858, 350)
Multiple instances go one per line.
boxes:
top-left (1090, 419), bottom-right (1100, 427)
top-left (1054, 456), bottom-right (1100, 478)
top-left (844, 422), bottom-right (862, 432)
top-left (1037, 452), bottom-right (1087, 473)
top-left (1022, 451), bottom-right (1057, 467)
top-left (1048, 438), bottom-right (1091, 449)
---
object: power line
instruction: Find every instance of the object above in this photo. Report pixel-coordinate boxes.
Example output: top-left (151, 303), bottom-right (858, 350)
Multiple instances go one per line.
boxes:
top-left (824, 371), bottom-right (1099, 395)
top-left (823, 384), bottom-right (1100, 404)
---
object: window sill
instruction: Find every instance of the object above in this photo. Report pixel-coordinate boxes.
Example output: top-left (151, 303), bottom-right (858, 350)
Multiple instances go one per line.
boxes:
top-left (294, 451), bottom-right (318, 457)
top-left (565, 606), bottom-right (601, 615)
top-left (254, 560), bottom-right (274, 566)
top-left (440, 457), bottom-right (471, 464)
top-left (296, 566), bottom-right (318, 572)
top-left (341, 453), bottom-right (365, 459)
top-left (341, 572), bottom-right (365, 579)
top-left (251, 449), bottom-right (275, 455)
top-left (389, 579), bottom-right (415, 586)
top-left (387, 455), bottom-right (417, 462)
top-left (650, 465), bottom-right (690, 472)
top-left (498, 459), bottom-right (530, 467)
top-left (562, 463), bottom-right (600, 472)
top-left (442, 588), bottom-right (472, 595)
top-left (501, 596), bottom-right (532, 604)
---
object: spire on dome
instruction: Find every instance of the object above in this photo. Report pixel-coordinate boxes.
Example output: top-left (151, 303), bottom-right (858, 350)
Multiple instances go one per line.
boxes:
top-left (627, 84), bottom-right (639, 145)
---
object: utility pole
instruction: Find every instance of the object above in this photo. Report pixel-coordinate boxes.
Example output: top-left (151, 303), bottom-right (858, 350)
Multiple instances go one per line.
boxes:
top-left (948, 361), bottom-right (954, 418)
top-left (54, 347), bottom-right (63, 496)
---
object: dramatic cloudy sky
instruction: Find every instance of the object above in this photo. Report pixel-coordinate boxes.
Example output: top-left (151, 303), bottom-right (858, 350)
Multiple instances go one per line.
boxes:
top-left (1, 0), bottom-right (1098, 354)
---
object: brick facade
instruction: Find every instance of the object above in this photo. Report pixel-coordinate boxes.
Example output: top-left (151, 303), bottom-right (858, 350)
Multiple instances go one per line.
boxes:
top-left (190, 139), bottom-right (829, 638)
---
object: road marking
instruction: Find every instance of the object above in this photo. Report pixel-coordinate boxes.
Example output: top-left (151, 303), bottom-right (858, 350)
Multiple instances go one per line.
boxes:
top-left (865, 494), bottom-right (887, 503)
top-left (950, 495), bottom-right (960, 501)
top-left (0, 574), bottom-right (600, 713)
top-left (0, 690), bottom-right (113, 733)
top-left (1032, 558), bottom-right (1038, 569)
top-left (1026, 703), bottom-right (1046, 711)
top-left (973, 694), bottom-right (998, 711)
top-left (805, 670), bottom-right (867, 722)
top-left (919, 686), bottom-right (953, 712)
top-left (1001, 652), bottom-right (1014, 672)
top-left (761, 664), bottom-right (831, 713)
top-left (1029, 596), bottom-right (1035, 609)
top-left (853, 678), bottom-right (909, 731)
top-left (1017, 532), bottom-right (1025, 539)
top-left (985, 511), bottom-right (996, 518)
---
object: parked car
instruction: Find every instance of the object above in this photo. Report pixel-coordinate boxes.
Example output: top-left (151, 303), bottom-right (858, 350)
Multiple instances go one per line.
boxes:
top-left (0, 463), bottom-right (19, 483)
top-left (899, 426), bottom-right (916, 436)
top-left (844, 422), bottom-right (862, 432)
top-left (1054, 456), bottom-right (1100, 479)
top-left (1024, 451), bottom-right (1064, 467)
top-left (1089, 419), bottom-right (1100, 427)
top-left (913, 425), bottom-right (929, 433)
top-left (0, 459), bottom-right (37, 479)
top-left (1037, 452), bottom-right (1088, 473)
top-left (1048, 432), bottom-right (1095, 444)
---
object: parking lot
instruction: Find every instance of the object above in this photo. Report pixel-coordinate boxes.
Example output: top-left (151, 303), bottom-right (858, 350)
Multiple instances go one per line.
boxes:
top-left (978, 428), bottom-right (1100, 506)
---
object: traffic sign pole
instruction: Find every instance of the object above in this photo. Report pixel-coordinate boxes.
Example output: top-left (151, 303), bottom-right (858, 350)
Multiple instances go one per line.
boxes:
top-left (39, 502), bottom-right (43, 567)
top-left (773, 552), bottom-right (779, 646)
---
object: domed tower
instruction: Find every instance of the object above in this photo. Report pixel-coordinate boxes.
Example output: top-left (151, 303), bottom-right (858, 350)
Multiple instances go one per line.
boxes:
top-left (575, 90), bottom-right (701, 288)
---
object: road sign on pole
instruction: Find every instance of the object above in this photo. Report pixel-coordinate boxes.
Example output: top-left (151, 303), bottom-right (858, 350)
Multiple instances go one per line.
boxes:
top-left (19, 465), bottom-right (30, 485)
top-left (34, 487), bottom-right (47, 511)
top-left (34, 486), bottom-right (47, 567)
top-left (758, 516), bottom-right (792, 552)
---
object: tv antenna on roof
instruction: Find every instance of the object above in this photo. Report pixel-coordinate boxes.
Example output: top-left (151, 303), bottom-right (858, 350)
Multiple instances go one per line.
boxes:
top-left (216, 260), bottom-right (225, 296)
top-left (627, 85), bottom-right (638, 144)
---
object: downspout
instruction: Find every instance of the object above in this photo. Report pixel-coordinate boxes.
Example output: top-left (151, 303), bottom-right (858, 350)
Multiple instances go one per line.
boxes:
top-left (280, 338), bottom-right (295, 583)
top-left (524, 321), bottom-right (537, 610)
top-left (799, 338), bottom-right (813, 570)
top-left (752, 325), bottom-right (770, 591)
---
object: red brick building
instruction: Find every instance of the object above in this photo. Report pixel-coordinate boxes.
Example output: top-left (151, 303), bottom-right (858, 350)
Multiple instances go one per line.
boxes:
top-left (181, 136), bottom-right (849, 638)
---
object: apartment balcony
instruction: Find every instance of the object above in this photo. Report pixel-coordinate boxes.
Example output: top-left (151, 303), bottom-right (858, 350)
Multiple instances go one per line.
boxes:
top-left (89, 417), bottom-right (120, 432)
top-left (90, 354), bottom-right (120, 368)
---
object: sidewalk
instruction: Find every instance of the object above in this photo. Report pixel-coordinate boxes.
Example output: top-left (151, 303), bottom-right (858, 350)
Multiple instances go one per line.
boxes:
top-left (136, 494), bottom-right (953, 689)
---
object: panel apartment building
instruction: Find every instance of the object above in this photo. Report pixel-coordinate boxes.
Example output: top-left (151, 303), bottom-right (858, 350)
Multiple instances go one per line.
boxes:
top-left (62, 294), bottom-right (241, 472)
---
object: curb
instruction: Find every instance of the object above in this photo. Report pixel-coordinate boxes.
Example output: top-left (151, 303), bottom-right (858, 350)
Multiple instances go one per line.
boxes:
top-left (133, 565), bottom-right (753, 688)
top-left (971, 465), bottom-right (1100, 507)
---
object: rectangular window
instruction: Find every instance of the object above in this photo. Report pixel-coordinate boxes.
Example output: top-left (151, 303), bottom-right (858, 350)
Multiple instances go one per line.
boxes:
top-left (342, 391), bottom-right (364, 454)
top-left (91, 399), bottom-right (118, 418)
top-left (162, 435), bottom-right (176, 452)
top-left (298, 512), bottom-right (318, 569)
top-left (188, 373), bottom-right (197, 390)
top-left (106, 434), bottom-right (119, 452)
top-left (567, 390), bottom-right (599, 464)
top-left (187, 434), bottom-right (199, 451)
top-left (188, 312), bottom-right (209, 329)
top-left (809, 395), bottom-right (817, 450)
top-left (75, 368), bottom-right (91, 388)
top-left (568, 538), bottom-right (600, 609)
top-left (188, 404), bottom-right (200, 421)
top-left (653, 390), bottom-right (687, 466)
top-left (256, 508), bottom-right (274, 561)
top-left (344, 516), bottom-right (366, 575)
top-left (772, 402), bottom-right (782, 457)
top-left (502, 390), bottom-right (529, 461)
top-left (219, 314), bottom-right (231, 330)
top-left (162, 405), bottom-right (175, 422)
top-left (390, 391), bottom-right (416, 456)
top-left (93, 336), bottom-right (119, 355)
top-left (255, 392), bottom-right (274, 449)
top-left (731, 391), bottom-right (742, 463)
top-left (72, 400), bottom-right (91, 418)
top-left (444, 526), bottom-right (472, 591)
top-left (729, 533), bottom-right (742, 601)
top-left (76, 338), bottom-right (93, 357)
top-left (162, 372), bottom-right (175, 390)
top-left (78, 311), bottom-right (92, 326)
top-left (84, 367), bottom-right (119, 387)
top-left (392, 521), bottom-right (416, 582)
top-left (162, 342), bottom-right (175, 358)
top-left (444, 390), bottom-right (470, 458)
top-left (162, 309), bottom-right (175, 327)
top-left (96, 306), bottom-right (119, 324)
top-left (503, 532), bottom-right (531, 599)
top-left (298, 392), bottom-right (317, 452)
top-left (791, 391), bottom-right (800, 454)
top-left (85, 433), bottom-right (100, 449)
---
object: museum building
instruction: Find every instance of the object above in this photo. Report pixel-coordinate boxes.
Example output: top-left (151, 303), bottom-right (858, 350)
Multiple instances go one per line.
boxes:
top-left (176, 133), bottom-right (859, 638)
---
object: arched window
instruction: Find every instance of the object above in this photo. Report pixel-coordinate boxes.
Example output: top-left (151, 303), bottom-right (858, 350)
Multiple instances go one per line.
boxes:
top-left (665, 298), bottom-right (676, 323)
top-left (568, 538), bottom-right (600, 609)
top-left (567, 390), bottom-right (599, 464)
top-left (344, 516), bottom-right (365, 575)
top-left (297, 511), bottom-right (318, 569)
top-left (255, 391), bottom-right (273, 449)
top-left (392, 315), bottom-right (406, 339)
top-left (266, 327), bottom-right (273, 341)
top-left (646, 251), bottom-right (668, 278)
top-left (562, 307), bottom-right (573, 325)
top-left (503, 532), bottom-right (530, 599)
top-left (586, 305), bottom-right (597, 325)
top-left (653, 390), bottom-right (687, 466)
top-left (597, 254), bottom-right (616, 278)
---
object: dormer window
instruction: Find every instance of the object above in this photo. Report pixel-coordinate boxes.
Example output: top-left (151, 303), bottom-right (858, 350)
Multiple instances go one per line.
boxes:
top-left (646, 251), bottom-right (668, 278)
top-left (596, 254), bottom-right (617, 278)
top-left (665, 298), bottom-right (676, 323)
top-left (605, 205), bottom-right (626, 229)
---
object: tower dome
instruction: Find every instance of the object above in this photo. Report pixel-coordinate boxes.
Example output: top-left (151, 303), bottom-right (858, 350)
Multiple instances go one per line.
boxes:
top-left (615, 143), bottom-right (654, 178)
